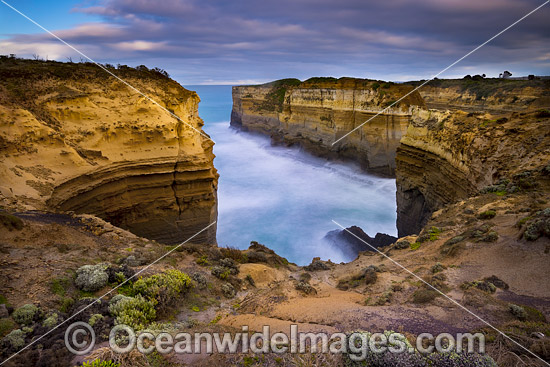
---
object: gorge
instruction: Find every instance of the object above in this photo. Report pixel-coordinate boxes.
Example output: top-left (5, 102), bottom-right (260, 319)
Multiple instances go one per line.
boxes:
top-left (2, 60), bottom-right (550, 367)
top-left (231, 77), bottom-right (550, 236)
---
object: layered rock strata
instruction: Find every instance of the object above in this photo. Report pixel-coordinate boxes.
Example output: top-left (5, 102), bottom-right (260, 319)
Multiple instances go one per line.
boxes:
top-left (396, 107), bottom-right (550, 236)
top-left (232, 77), bottom-right (549, 236)
top-left (0, 59), bottom-right (218, 244)
top-left (231, 78), bottom-right (424, 176)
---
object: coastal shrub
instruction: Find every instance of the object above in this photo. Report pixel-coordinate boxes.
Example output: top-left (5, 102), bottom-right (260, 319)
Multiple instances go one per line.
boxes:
top-left (219, 258), bottom-right (240, 274)
top-left (431, 262), bottom-right (446, 273)
top-left (363, 268), bottom-right (378, 285)
top-left (246, 251), bottom-right (268, 263)
top-left (483, 276), bottom-right (509, 290)
top-left (82, 360), bottom-right (120, 367)
top-left (196, 255), bottom-right (209, 266)
top-left (343, 330), bottom-right (497, 367)
top-left (523, 208), bottom-right (550, 241)
top-left (245, 274), bottom-right (256, 287)
top-left (0, 213), bottom-right (23, 231)
top-left (12, 304), bottom-right (39, 325)
top-left (88, 314), bottom-right (104, 327)
top-left (509, 304), bottom-right (527, 321)
top-left (0, 318), bottom-right (15, 338)
top-left (106, 264), bottom-right (134, 284)
top-left (42, 313), bottom-right (59, 328)
top-left (50, 277), bottom-right (70, 297)
top-left (212, 266), bottom-right (231, 280)
top-left (374, 290), bottom-right (393, 305)
top-left (304, 259), bottom-right (330, 271)
top-left (295, 281), bottom-right (316, 295)
top-left (371, 82), bottom-right (380, 90)
top-left (191, 272), bottom-right (208, 290)
top-left (478, 210), bottom-right (496, 220)
top-left (412, 289), bottom-right (438, 303)
top-left (221, 283), bottom-right (237, 298)
top-left (444, 236), bottom-right (465, 247)
top-left (461, 280), bottom-right (496, 294)
top-left (1, 329), bottom-right (25, 351)
top-left (428, 227), bottom-right (442, 241)
top-left (132, 269), bottom-right (192, 307)
top-left (480, 231), bottom-right (498, 242)
top-left (337, 273), bottom-right (364, 290)
top-left (410, 242), bottom-right (421, 250)
top-left (429, 273), bottom-right (447, 290)
top-left (109, 294), bottom-right (156, 330)
top-left (220, 247), bottom-right (247, 263)
top-left (75, 264), bottom-right (109, 292)
top-left (394, 240), bottom-right (409, 249)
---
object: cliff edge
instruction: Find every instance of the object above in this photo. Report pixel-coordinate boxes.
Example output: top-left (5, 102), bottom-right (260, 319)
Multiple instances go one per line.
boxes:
top-left (0, 58), bottom-right (218, 244)
top-left (231, 77), bottom-right (424, 177)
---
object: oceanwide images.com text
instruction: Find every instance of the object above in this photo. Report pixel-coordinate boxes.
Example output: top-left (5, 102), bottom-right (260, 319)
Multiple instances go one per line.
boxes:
top-left (65, 322), bottom-right (486, 360)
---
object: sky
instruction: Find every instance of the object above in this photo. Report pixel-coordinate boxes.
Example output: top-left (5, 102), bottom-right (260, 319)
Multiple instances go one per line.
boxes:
top-left (0, 0), bottom-right (549, 85)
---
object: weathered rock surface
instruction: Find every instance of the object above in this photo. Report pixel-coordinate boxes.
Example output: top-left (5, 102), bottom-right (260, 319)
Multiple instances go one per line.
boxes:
top-left (232, 76), bottom-right (549, 237)
top-left (0, 59), bottom-right (218, 244)
top-left (408, 78), bottom-right (550, 113)
top-left (396, 107), bottom-right (550, 236)
top-left (325, 225), bottom-right (397, 258)
top-left (231, 78), bottom-right (424, 177)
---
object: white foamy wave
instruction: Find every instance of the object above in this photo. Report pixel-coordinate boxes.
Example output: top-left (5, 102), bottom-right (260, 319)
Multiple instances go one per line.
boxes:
top-left (205, 120), bottom-right (397, 265)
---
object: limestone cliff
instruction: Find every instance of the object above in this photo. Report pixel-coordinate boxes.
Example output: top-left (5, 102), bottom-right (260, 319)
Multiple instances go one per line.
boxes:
top-left (231, 78), bottom-right (424, 176)
top-left (408, 78), bottom-right (550, 113)
top-left (0, 58), bottom-right (218, 244)
top-left (396, 107), bottom-right (550, 236)
top-left (231, 76), bottom-right (549, 237)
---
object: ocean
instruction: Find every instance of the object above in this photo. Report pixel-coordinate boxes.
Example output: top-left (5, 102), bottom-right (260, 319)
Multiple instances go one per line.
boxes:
top-left (187, 85), bottom-right (397, 265)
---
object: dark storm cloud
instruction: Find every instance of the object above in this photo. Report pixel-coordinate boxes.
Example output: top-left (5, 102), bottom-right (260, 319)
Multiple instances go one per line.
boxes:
top-left (2, 0), bottom-right (549, 83)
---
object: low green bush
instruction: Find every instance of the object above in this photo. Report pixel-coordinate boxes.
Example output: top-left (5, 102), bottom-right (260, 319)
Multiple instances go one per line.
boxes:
top-left (0, 213), bottom-right (23, 231)
top-left (12, 304), bottom-right (39, 325)
top-left (0, 318), bottom-right (15, 338)
top-left (412, 289), bottom-right (438, 303)
top-left (478, 210), bottom-right (496, 220)
top-left (109, 294), bottom-right (156, 330)
top-left (2, 329), bottom-right (25, 351)
top-left (82, 360), bottom-right (120, 367)
top-left (132, 269), bottom-right (192, 307)
top-left (410, 242), bottom-right (421, 250)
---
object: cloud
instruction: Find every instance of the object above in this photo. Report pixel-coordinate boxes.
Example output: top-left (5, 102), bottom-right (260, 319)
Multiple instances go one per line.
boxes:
top-left (2, 0), bottom-right (548, 83)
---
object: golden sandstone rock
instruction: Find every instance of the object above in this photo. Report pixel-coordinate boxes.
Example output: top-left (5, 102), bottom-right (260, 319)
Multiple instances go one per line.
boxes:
top-left (231, 77), bottom-right (550, 236)
top-left (0, 59), bottom-right (217, 244)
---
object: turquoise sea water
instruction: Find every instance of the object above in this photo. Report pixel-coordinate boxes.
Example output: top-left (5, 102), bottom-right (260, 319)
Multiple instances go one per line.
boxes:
top-left (187, 85), bottom-right (397, 265)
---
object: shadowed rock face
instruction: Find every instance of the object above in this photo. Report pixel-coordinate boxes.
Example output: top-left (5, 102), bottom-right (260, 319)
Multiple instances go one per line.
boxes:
top-left (396, 107), bottom-right (550, 236)
top-left (0, 59), bottom-right (218, 244)
top-left (231, 77), bottom-right (550, 237)
top-left (325, 225), bottom-right (397, 258)
top-left (231, 78), bottom-right (425, 177)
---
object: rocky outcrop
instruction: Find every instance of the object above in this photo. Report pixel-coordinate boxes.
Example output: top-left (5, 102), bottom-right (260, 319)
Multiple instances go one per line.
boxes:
top-left (0, 59), bottom-right (218, 244)
top-left (231, 76), bottom-right (549, 237)
top-left (231, 78), bottom-right (424, 176)
top-left (408, 78), bottom-right (550, 113)
top-left (396, 107), bottom-right (550, 236)
top-left (325, 225), bottom-right (397, 258)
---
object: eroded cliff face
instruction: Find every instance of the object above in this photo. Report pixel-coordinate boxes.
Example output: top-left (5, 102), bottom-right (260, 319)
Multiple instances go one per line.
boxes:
top-left (396, 107), bottom-right (550, 236)
top-left (232, 76), bottom-right (550, 238)
top-left (409, 78), bottom-right (550, 112)
top-left (0, 59), bottom-right (218, 244)
top-left (231, 78), bottom-right (424, 176)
